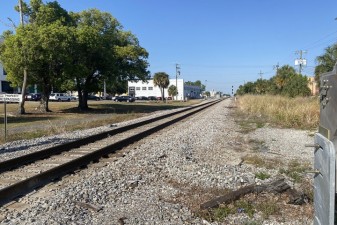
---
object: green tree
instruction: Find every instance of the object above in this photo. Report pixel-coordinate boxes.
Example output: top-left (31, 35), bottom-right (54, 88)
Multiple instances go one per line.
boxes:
top-left (1, 1), bottom-right (74, 112)
top-left (68, 9), bottom-right (149, 110)
top-left (273, 65), bottom-right (310, 97)
top-left (314, 43), bottom-right (337, 86)
top-left (273, 65), bottom-right (297, 93)
top-left (254, 79), bottom-right (269, 94)
top-left (153, 72), bottom-right (170, 101)
top-left (2, 3), bottom-right (149, 112)
top-left (1, 22), bottom-right (73, 112)
top-left (185, 80), bottom-right (205, 91)
top-left (168, 85), bottom-right (177, 98)
top-left (236, 82), bottom-right (255, 95)
top-left (282, 74), bottom-right (311, 97)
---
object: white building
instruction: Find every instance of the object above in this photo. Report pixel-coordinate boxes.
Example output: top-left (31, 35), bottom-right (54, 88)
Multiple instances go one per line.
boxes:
top-left (127, 78), bottom-right (202, 100)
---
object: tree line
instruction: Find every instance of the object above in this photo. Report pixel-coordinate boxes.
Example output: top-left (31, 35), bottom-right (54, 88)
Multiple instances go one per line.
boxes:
top-left (236, 65), bottom-right (311, 97)
top-left (0, 0), bottom-right (149, 112)
top-left (237, 42), bottom-right (337, 97)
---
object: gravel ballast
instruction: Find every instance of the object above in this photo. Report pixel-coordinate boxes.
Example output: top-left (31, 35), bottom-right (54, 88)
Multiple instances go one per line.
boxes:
top-left (0, 98), bottom-right (314, 224)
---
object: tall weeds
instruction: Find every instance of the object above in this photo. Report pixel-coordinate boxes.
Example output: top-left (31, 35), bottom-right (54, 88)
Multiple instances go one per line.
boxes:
top-left (236, 95), bottom-right (319, 130)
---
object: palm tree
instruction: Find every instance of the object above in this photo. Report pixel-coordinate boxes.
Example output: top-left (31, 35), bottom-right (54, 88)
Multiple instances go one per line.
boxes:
top-left (314, 43), bottom-right (337, 86)
top-left (273, 65), bottom-right (296, 92)
top-left (153, 72), bottom-right (170, 102)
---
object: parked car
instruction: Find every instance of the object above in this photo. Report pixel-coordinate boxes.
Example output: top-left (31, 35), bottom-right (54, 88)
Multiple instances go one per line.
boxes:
top-left (25, 94), bottom-right (32, 101)
top-left (166, 96), bottom-right (172, 100)
top-left (135, 96), bottom-right (148, 101)
top-left (115, 95), bottom-right (135, 102)
top-left (156, 96), bottom-right (162, 100)
top-left (87, 95), bottom-right (101, 101)
top-left (147, 96), bottom-right (157, 101)
top-left (105, 95), bottom-right (115, 100)
top-left (30, 93), bottom-right (42, 101)
top-left (49, 93), bottom-right (71, 102)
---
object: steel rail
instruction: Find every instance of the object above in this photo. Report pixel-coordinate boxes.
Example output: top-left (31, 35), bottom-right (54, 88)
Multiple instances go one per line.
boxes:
top-left (0, 100), bottom-right (218, 174)
top-left (0, 100), bottom-right (221, 206)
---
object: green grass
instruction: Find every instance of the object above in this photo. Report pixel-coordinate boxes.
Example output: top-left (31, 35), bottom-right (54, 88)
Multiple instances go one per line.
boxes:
top-left (256, 201), bottom-right (279, 219)
top-left (279, 159), bottom-right (312, 183)
top-left (242, 155), bottom-right (283, 169)
top-left (255, 171), bottom-right (271, 180)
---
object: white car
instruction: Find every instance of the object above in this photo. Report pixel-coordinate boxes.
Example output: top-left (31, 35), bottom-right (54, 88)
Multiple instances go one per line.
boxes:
top-left (49, 93), bottom-right (72, 102)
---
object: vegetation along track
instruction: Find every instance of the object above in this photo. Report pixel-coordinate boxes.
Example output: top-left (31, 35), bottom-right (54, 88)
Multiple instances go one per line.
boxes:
top-left (0, 99), bottom-right (222, 206)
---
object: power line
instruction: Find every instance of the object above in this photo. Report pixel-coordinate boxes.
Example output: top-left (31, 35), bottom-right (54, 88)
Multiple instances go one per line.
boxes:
top-left (301, 30), bottom-right (337, 50)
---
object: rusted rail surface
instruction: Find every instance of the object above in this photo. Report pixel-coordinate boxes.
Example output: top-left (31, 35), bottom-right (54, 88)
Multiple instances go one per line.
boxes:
top-left (0, 99), bottom-right (222, 206)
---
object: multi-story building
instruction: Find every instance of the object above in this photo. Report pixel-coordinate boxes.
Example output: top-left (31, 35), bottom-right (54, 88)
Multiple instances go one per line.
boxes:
top-left (127, 78), bottom-right (202, 100)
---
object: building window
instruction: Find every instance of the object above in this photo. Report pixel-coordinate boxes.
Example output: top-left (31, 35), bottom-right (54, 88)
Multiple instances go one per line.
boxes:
top-left (136, 87), bottom-right (140, 90)
top-left (3, 69), bottom-right (7, 76)
top-left (1, 81), bottom-right (13, 93)
top-left (148, 87), bottom-right (153, 90)
top-left (142, 87), bottom-right (147, 90)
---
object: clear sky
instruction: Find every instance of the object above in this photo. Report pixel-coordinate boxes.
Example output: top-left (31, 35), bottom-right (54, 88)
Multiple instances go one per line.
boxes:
top-left (1, 0), bottom-right (337, 94)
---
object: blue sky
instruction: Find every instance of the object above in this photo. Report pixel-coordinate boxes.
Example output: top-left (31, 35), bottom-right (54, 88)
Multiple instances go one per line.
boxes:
top-left (1, 1), bottom-right (337, 93)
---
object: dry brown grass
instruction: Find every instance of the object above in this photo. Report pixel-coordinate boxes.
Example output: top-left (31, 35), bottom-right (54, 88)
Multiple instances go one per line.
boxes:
top-left (235, 95), bottom-right (319, 130)
top-left (0, 100), bottom-right (202, 143)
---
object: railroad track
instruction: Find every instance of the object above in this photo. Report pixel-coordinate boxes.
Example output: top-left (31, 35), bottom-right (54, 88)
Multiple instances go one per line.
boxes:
top-left (0, 99), bottom-right (222, 206)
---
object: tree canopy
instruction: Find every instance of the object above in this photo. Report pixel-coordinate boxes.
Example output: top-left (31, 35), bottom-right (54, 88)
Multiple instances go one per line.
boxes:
top-left (168, 84), bottom-right (177, 98)
top-left (185, 80), bottom-right (205, 91)
top-left (236, 65), bottom-right (311, 97)
top-left (0, 1), bottom-right (149, 111)
top-left (314, 43), bottom-right (337, 86)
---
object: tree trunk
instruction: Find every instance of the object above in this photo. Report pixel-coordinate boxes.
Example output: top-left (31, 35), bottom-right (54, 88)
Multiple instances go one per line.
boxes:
top-left (40, 96), bottom-right (51, 113)
top-left (161, 87), bottom-right (165, 102)
top-left (18, 68), bottom-right (27, 114)
top-left (78, 90), bottom-right (89, 111)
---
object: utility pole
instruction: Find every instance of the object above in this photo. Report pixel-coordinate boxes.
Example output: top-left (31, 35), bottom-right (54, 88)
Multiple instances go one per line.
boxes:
top-left (258, 70), bottom-right (263, 79)
top-left (295, 50), bottom-right (307, 74)
top-left (175, 64), bottom-right (180, 100)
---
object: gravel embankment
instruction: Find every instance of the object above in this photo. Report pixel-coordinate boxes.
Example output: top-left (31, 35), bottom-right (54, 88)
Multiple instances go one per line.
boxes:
top-left (0, 98), bottom-right (314, 224)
